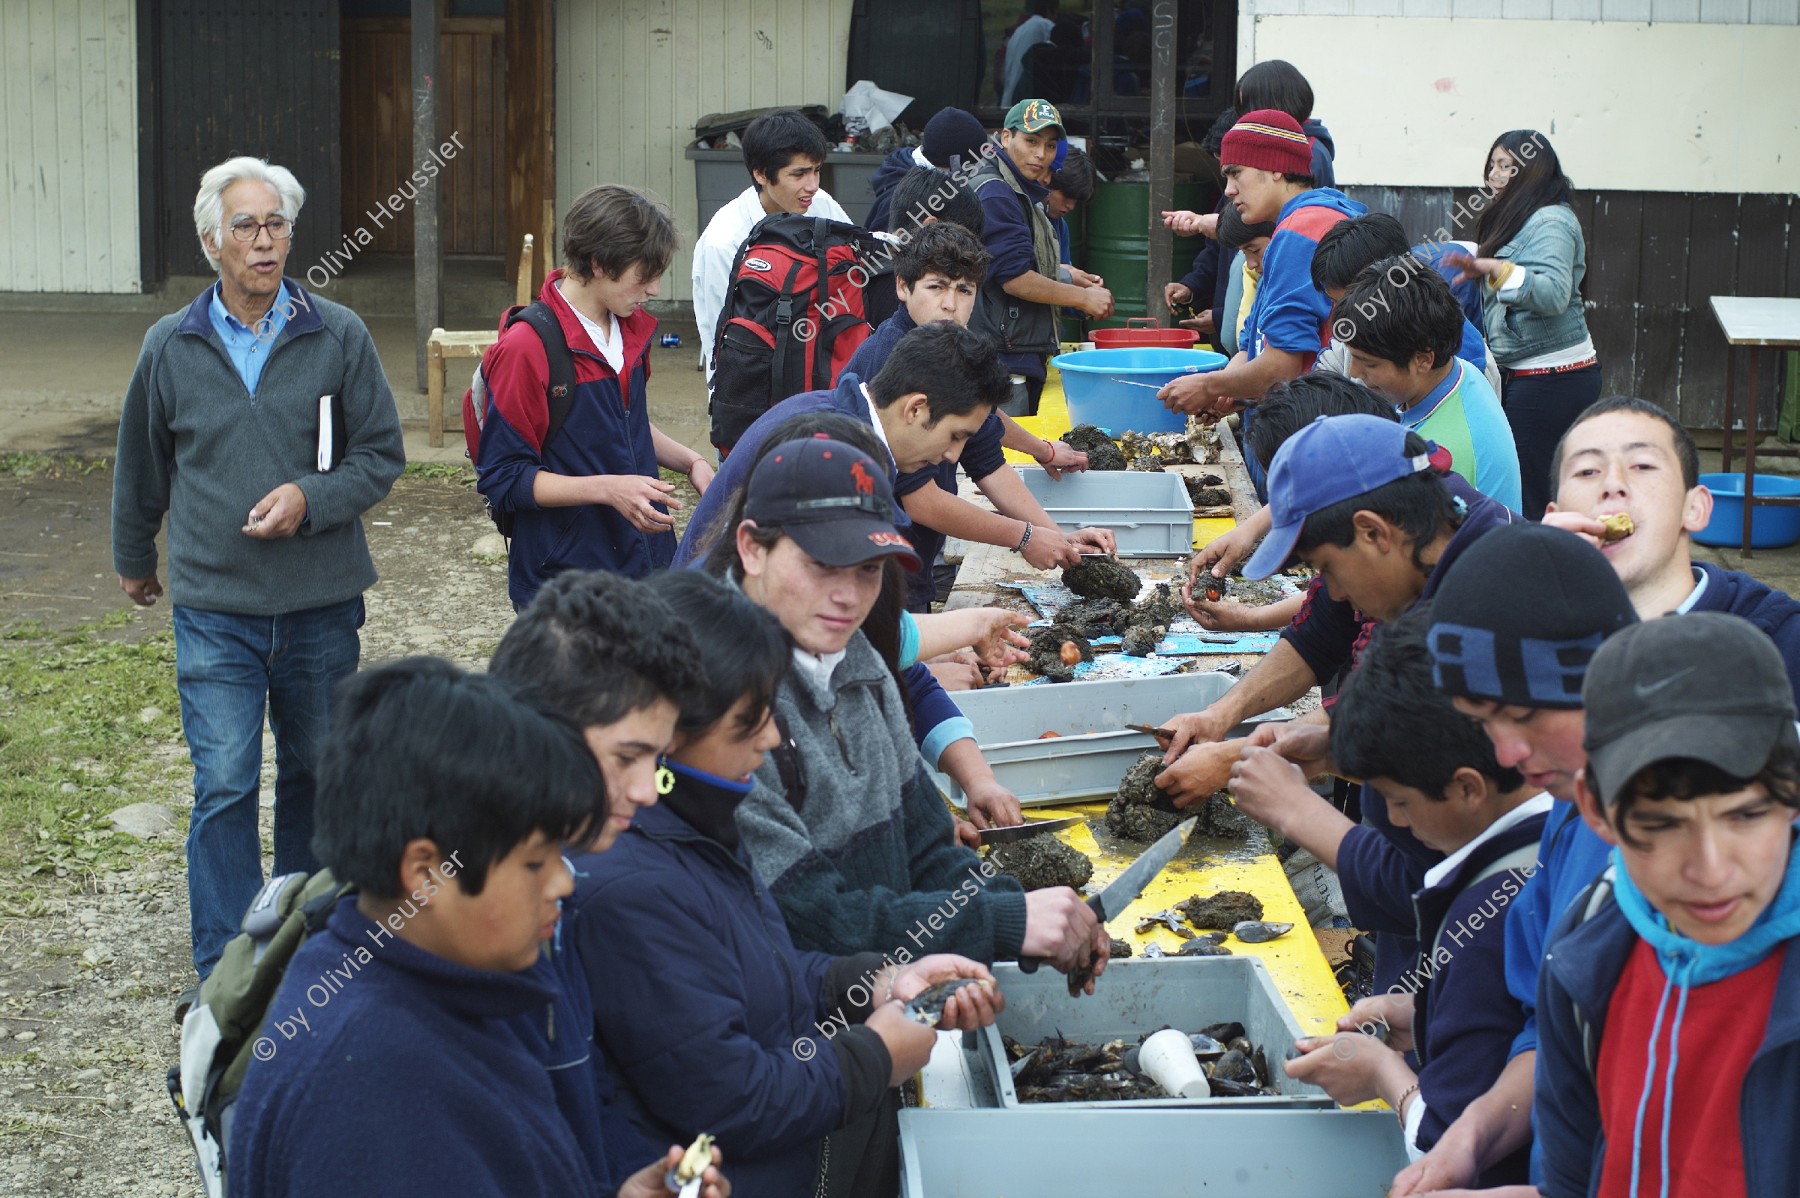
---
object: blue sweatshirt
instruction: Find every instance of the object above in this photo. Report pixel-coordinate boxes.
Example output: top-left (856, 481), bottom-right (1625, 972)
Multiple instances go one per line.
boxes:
top-left (1243, 188), bottom-right (1367, 365)
top-left (849, 309), bottom-right (1010, 608)
top-left (1402, 801), bottom-right (1546, 1186)
top-left (1690, 560), bottom-right (1800, 697)
top-left (564, 775), bottom-right (895, 1197)
top-left (667, 372), bottom-right (975, 766)
top-left (229, 898), bottom-right (595, 1198)
top-left (1536, 848), bottom-right (1800, 1198)
top-left (866, 146), bottom-right (921, 234)
top-left (1326, 482), bottom-right (1516, 989)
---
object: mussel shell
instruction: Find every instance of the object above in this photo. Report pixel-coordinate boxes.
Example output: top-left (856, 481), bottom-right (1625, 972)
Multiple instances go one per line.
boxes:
top-left (1232, 920), bottom-right (1294, 943)
top-left (1212, 1048), bottom-right (1257, 1083)
top-left (902, 977), bottom-right (991, 1026)
top-left (1199, 1021), bottom-right (1245, 1043)
top-left (1206, 1076), bottom-right (1263, 1098)
top-left (1187, 1033), bottom-right (1227, 1059)
top-left (1177, 938), bottom-right (1230, 957)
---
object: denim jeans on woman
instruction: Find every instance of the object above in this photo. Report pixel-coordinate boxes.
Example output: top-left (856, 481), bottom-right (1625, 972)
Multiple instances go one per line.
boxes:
top-left (172, 596), bottom-right (363, 976)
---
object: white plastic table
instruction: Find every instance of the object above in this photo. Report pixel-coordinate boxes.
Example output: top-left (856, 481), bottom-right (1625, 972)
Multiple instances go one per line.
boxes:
top-left (1711, 297), bottom-right (1800, 558)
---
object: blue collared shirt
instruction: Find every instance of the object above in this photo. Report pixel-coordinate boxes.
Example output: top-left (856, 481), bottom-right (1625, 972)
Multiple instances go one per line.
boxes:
top-left (208, 280), bottom-right (293, 395)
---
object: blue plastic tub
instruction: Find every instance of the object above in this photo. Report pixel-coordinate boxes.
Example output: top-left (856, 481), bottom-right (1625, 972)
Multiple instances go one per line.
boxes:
top-left (1051, 347), bottom-right (1228, 435)
top-left (1695, 471), bottom-right (1800, 549)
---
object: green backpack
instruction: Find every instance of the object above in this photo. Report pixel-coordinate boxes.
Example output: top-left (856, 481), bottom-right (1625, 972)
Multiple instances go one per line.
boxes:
top-left (167, 870), bottom-right (353, 1197)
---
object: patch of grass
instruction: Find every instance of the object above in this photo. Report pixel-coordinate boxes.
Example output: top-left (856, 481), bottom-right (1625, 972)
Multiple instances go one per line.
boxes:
top-left (0, 454), bottom-right (108, 479)
top-left (0, 626), bottom-right (184, 876)
top-left (402, 461), bottom-right (475, 485)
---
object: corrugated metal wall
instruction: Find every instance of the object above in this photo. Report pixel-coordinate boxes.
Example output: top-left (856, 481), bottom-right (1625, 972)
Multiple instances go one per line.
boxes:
top-left (556, 0), bottom-right (855, 303)
top-left (0, 0), bottom-right (141, 293)
top-left (1356, 185), bottom-right (1800, 430)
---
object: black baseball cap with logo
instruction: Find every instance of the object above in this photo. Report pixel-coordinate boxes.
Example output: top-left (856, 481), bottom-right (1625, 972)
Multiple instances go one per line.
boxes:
top-left (1583, 612), bottom-right (1799, 807)
top-left (743, 436), bottom-right (922, 570)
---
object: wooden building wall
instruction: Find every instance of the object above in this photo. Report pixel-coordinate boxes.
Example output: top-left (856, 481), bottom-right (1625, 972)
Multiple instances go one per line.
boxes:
top-left (555, 0), bottom-right (856, 304)
top-left (0, 0), bottom-right (141, 293)
top-left (1357, 186), bottom-right (1800, 430)
top-left (341, 16), bottom-right (509, 256)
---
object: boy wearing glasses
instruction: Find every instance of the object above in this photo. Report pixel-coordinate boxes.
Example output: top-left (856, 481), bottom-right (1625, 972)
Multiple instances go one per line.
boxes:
top-left (112, 156), bottom-right (404, 1009)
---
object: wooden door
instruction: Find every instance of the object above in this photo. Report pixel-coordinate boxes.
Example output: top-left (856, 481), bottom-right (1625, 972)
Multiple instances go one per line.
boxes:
top-left (340, 9), bottom-right (506, 255)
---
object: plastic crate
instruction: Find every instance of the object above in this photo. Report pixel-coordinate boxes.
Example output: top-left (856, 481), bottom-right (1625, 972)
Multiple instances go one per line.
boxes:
top-left (967, 957), bottom-right (1331, 1111)
top-left (900, 1106), bottom-right (1408, 1196)
top-left (1017, 467), bottom-right (1195, 557)
top-left (927, 673), bottom-right (1253, 809)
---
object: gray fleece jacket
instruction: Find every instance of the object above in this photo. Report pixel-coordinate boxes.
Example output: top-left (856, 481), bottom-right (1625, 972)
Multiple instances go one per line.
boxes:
top-left (735, 629), bottom-right (1029, 964)
top-left (111, 282), bottom-right (405, 615)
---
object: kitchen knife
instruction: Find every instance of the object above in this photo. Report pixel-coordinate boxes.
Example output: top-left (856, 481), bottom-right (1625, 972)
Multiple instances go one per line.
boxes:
top-left (978, 815), bottom-right (1086, 845)
top-left (1019, 816), bottom-right (1199, 996)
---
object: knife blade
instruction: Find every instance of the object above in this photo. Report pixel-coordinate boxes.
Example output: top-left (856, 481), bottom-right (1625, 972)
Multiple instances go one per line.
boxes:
top-left (1123, 722), bottom-right (1175, 741)
top-left (1019, 816), bottom-right (1199, 995)
top-left (978, 815), bottom-right (1086, 845)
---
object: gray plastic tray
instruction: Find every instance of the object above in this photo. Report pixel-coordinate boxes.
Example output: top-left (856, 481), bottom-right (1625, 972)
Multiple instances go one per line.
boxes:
top-left (1016, 467), bottom-right (1195, 557)
top-left (900, 1107), bottom-right (1409, 1196)
top-left (969, 957), bottom-right (1330, 1111)
top-left (928, 672), bottom-right (1287, 808)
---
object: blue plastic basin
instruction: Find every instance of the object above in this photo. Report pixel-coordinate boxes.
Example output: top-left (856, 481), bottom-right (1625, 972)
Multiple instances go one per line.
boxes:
top-left (1051, 347), bottom-right (1228, 435)
top-left (1695, 471), bottom-right (1800, 549)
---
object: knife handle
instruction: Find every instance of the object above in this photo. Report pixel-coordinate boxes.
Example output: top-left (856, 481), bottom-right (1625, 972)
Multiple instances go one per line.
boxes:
top-left (1015, 895), bottom-right (1106, 980)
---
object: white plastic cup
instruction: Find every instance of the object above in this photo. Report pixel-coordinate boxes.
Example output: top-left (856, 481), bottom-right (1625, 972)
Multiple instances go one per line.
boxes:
top-left (1139, 1028), bottom-right (1211, 1099)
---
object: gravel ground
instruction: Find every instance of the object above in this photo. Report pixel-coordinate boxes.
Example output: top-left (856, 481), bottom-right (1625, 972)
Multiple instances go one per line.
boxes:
top-left (0, 469), bottom-right (695, 1194)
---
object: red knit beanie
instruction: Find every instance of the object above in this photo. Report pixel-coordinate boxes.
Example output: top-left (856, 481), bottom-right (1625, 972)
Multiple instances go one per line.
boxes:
top-left (1220, 109), bottom-right (1313, 178)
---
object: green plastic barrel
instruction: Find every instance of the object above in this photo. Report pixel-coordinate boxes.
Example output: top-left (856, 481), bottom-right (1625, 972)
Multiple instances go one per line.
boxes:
top-left (1082, 180), bottom-right (1213, 330)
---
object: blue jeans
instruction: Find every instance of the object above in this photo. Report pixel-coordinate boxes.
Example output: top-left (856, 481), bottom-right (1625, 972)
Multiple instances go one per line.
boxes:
top-left (172, 597), bottom-right (363, 976)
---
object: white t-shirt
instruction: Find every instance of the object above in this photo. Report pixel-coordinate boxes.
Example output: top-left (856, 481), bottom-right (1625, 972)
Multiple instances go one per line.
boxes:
top-left (553, 280), bottom-right (623, 376)
top-left (691, 185), bottom-right (853, 380)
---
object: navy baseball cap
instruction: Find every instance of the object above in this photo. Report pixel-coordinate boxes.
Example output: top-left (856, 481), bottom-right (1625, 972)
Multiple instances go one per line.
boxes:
top-left (743, 436), bottom-right (921, 570)
top-left (1243, 415), bottom-right (1436, 580)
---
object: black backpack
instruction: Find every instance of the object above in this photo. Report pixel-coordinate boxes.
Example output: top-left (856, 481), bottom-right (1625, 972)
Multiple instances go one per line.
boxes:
top-left (707, 213), bottom-right (883, 455)
top-left (463, 301), bottom-right (576, 536)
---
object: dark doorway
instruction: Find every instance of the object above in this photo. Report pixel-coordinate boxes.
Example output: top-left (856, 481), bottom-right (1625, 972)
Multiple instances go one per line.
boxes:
top-left (144, 0), bottom-right (343, 281)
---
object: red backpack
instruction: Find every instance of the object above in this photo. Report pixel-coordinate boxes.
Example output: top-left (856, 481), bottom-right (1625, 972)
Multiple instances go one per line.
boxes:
top-left (707, 213), bottom-right (883, 454)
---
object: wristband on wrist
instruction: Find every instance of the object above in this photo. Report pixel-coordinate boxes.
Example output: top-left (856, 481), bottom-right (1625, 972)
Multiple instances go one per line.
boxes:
top-left (1033, 438), bottom-right (1054, 465)
top-left (1395, 1082), bottom-right (1421, 1122)
top-left (1016, 523), bottom-right (1033, 553)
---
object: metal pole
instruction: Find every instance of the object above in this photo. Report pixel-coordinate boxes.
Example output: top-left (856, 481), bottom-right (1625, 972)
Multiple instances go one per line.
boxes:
top-left (1146, 0), bottom-right (1177, 325)
top-left (412, 0), bottom-right (442, 392)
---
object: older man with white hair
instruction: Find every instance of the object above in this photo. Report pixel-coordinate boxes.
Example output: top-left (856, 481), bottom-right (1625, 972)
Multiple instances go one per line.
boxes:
top-left (111, 157), bottom-right (404, 1008)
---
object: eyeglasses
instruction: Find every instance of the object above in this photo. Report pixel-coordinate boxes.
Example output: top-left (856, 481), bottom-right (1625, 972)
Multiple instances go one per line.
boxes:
top-left (227, 217), bottom-right (294, 242)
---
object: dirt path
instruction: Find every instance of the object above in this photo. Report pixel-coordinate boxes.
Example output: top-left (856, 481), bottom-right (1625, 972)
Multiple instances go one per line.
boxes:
top-left (0, 462), bottom-right (697, 1193)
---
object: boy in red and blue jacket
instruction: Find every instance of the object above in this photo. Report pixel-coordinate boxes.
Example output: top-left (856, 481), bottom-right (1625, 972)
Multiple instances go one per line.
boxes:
top-left (476, 186), bottom-right (714, 610)
top-left (1539, 612), bottom-right (1800, 1198)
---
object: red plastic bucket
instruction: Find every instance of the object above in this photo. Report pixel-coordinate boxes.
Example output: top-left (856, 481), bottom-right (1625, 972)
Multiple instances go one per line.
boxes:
top-left (1091, 318), bottom-right (1199, 349)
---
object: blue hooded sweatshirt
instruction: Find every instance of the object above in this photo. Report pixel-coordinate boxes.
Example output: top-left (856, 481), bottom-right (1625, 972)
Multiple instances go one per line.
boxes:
top-left (1536, 845), bottom-right (1800, 1198)
top-left (1690, 560), bottom-right (1800, 698)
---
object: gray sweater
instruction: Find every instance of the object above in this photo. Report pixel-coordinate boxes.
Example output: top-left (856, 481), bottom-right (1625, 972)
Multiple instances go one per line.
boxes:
top-left (736, 630), bottom-right (1029, 964)
top-left (112, 283), bottom-right (405, 615)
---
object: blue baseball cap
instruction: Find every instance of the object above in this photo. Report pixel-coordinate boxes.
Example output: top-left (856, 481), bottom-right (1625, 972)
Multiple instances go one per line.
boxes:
top-left (1242, 415), bottom-right (1436, 580)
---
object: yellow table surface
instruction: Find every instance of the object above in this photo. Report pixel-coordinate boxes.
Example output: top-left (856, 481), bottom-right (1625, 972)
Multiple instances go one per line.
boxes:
top-left (986, 362), bottom-right (1347, 1035)
top-left (1013, 805), bottom-right (1348, 1038)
